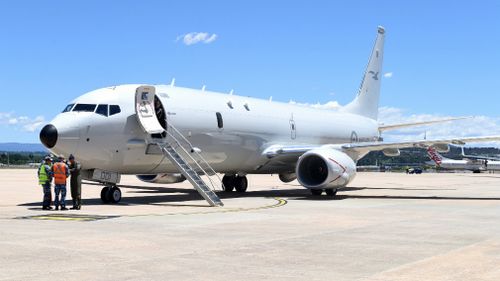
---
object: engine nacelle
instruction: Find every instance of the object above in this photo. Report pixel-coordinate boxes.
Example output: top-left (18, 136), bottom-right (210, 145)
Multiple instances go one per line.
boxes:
top-left (431, 143), bottom-right (450, 153)
top-left (296, 149), bottom-right (356, 189)
top-left (136, 173), bottom-right (186, 184)
top-left (382, 148), bottom-right (400, 157)
top-left (279, 173), bottom-right (296, 183)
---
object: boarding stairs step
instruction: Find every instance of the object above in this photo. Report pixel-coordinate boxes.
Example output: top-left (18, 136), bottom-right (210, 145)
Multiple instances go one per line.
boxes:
top-left (157, 142), bottom-right (223, 207)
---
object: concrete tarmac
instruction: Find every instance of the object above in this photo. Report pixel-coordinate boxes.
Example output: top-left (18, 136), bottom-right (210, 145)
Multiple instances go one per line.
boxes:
top-left (1, 169), bottom-right (500, 280)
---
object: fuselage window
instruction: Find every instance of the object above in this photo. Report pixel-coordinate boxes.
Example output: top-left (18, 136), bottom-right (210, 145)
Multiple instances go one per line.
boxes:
top-left (216, 112), bottom-right (223, 129)
top-left (62, 104), bottom-right (75, 113)
top-left (72, 104), bottom-right (97, 112)
top-left (109, 105), bottom-right (121, 116)
top-left (96, 104), bottom-right (109, 116)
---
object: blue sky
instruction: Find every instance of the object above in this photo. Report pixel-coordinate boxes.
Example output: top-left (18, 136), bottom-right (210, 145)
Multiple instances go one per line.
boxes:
top-left (1, 0), bottom-right (499, 143)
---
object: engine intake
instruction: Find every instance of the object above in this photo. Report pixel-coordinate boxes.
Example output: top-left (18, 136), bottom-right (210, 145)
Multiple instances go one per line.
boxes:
top-left (296, 149), bottom-right (356, 189)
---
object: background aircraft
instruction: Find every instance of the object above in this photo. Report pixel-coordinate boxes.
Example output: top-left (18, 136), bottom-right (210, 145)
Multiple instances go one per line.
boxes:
top-left (427, 146), bottom-right (500, 173)
top-left (39, 27), bottom-right (500, 206)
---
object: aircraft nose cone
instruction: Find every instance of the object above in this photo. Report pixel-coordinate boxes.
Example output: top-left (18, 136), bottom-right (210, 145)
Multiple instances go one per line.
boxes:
top-left (39, 124), bottom-right (58, 149)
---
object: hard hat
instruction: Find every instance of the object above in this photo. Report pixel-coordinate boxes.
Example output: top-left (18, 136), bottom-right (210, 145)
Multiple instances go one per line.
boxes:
top-left (58, 154), bottom-right (65, 159)
top-left (44, 156), bottom-right (52, 161)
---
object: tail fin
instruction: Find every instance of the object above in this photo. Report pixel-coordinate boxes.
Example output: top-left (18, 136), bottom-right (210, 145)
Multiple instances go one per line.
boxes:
top-left (427, 147), bottom-right (445, 166)
top-left (342, 26), bottom-right (385, 120)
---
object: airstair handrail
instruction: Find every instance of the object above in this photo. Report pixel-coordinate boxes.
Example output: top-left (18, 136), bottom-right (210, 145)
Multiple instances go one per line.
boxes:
top-left (164, 124), bottom-right (224, 191)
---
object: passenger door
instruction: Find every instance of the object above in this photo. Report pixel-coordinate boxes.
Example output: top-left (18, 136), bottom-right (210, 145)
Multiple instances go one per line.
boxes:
top-left (135, 85), bottom-right (165, 134)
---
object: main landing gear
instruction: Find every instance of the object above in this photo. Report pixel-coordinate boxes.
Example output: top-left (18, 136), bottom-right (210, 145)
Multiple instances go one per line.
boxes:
top-left (222, 174), bottom-right (248, 193)
top-left (100, 185), bottom-right (122, 203)
top-left (310, 188), bottom-right (338, 197)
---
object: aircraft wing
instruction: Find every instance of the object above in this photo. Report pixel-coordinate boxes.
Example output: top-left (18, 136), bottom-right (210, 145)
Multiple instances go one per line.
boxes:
top-left (339, 136), bottom-right (500, 155)
top-left (264, 136), bottom-right (500, 161)
top-left (378, 117), bottom-right (472, 132)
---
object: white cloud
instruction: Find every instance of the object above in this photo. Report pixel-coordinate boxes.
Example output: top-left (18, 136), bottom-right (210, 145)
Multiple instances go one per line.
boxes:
top-left (383, 72), bottom-right (393, 78)
top-left (289, 100), bottom-right (341, 110)
top-left (22, 116), bottom-right (45, 132)
top-left (0, 112), bottom-right (46, 132)
top-left (176, 32), bottom-right (218, 46)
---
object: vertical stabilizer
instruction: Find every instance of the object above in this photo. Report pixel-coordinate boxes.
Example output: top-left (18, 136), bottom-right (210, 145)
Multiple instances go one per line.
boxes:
top-left (427, 147), bottom-right (447, 166)
top-left (342, 26), bottom-right (385, 120)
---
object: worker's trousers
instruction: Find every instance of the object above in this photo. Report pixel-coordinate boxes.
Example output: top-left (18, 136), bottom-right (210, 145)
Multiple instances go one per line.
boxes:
top-left (41, 183), bottom-right (52, 208)
top-left (54, 184), bottom-right (67, 208)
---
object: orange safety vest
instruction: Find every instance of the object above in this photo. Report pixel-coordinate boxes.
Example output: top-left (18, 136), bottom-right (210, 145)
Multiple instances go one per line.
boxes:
top-left (53, 162), bottom-right (68, 185)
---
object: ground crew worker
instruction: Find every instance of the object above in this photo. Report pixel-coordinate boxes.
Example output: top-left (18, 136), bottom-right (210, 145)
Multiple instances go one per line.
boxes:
top-left (52, 155), bottom-right (69, 210)
top-left (68, 154), bottom-right (82, 210)
top-left (37, 156), bottom-right (53, 210)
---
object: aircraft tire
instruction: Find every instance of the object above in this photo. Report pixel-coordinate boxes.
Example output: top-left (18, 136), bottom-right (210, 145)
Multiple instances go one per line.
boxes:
top-left (234, 176), bottom-right (248, 193)
top-left (325, 188), bottom-right (337, 196)
top-left (222, 175), bottom-right (235, 192)
top-left (310, 189), bottom-right (323, 196)
top-left (108, 186), bottom-right (122, 203)
top-left (100, 186), bottom-right (111, 203)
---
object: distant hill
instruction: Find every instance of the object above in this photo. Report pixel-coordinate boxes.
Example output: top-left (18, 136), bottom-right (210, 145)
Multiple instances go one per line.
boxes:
top-left (0, 143), bottom-right (47, 152)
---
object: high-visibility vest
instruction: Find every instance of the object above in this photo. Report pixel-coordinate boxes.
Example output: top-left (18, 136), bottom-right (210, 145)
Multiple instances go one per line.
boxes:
top-left (53, 162), bottom-right (67, 185)
top-left (38, 164), bottom-right (50, 185)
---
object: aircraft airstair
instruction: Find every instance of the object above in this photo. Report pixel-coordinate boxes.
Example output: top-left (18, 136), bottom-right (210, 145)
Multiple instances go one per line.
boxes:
top-left (153, 124), bottom-right (224, 207)
top-left (134, 85), bottom-right (224, 207)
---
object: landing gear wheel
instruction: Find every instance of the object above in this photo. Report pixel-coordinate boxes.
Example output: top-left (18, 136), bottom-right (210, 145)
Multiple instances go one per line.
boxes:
top-left (222, 175), bottom-right (236, 192)
top-left (310, 189), bottom-right (323, 196)
top-left (108, 186), bottom-right (122, 203)
top-left (325, 188), bottom-right (338, 197)
top-left (100, 186), bottom-right (111, 203)
top-left (234, 176), bottom-right (248, 193)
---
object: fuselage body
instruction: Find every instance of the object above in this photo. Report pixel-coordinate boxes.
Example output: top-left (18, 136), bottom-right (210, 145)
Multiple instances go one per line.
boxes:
top-left (49, 84), bottom-right (380, 175)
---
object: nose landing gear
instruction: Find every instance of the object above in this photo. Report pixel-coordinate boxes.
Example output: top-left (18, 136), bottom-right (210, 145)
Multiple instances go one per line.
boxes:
top-left (100, 186), bottom-right (122, 203)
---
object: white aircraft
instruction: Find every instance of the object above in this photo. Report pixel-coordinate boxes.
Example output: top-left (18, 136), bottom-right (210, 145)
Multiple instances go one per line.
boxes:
top-left (39, 26), bottom-right (500, 206)
top-left (427, 146), bottom-right (500, 173)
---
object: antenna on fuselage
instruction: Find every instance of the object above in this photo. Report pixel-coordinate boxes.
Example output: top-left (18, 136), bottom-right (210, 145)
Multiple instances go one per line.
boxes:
top-left (229, 89), bottom-right (234, 95)
top-left (202, 85), bottom-right (206, 91)
top-left (170, 78), bottom-right (176, 87)
top-left (269, 96), bottom-right (273, 102)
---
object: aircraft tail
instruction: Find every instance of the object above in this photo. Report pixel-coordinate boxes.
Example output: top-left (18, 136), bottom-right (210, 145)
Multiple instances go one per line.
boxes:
top-left (342, 26), bottom-right (385, 120)
top-left (427, 146), bottom-right (447, 166)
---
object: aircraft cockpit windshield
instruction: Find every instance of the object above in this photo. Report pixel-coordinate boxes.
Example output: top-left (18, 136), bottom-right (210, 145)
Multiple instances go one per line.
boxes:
top-left (62, 104), bottom-right (74, 113)
top-left (62, 103), bottom-right (121, 117)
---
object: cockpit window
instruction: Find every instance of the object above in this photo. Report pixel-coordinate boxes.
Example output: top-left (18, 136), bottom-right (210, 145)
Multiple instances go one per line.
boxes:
top-left (109, 105), bottom-right (121, 116)
top-left (96, 104), bottom-right (108, 116)
top-left (62, 104), bottom-right (74, 113)
top-left (72, 104), bottom-right (97, 112)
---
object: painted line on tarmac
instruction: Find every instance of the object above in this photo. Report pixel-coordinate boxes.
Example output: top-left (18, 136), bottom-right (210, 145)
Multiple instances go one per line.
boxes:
top-left (16, 214), bottom-right (120, 222)
top-left (125, 197), bottom-right (288, 218)
top-left (15, 197), bottom-right (287, 221)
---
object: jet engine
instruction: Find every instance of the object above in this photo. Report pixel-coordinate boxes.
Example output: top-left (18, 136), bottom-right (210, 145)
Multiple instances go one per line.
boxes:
top-left (431, 143), bottom-right (450, 153)
top-left (136, 173), bottom-right (186, 184)
top-left (296, 149), bottom-right (356, 189)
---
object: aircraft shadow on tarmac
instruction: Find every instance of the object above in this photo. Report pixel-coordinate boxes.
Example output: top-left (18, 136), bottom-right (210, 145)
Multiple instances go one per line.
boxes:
top-left (18, 183), bottom-right (500, 209)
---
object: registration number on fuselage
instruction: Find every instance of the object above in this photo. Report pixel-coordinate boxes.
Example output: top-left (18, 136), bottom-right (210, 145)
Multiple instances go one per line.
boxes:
top-left (92, 169), bottom-right (121, 184)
